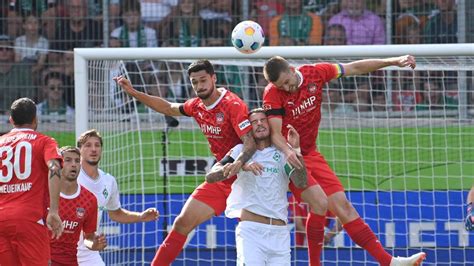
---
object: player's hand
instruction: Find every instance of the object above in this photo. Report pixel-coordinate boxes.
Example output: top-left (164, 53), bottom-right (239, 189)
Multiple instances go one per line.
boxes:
top-left (223, 160), bottom-right (243, 178)
top-left (394, 55), bottom-right (416, 69)
top-left (287, 124), bottom-right (300, 150)
top-left (47, 211), bottom-right (64, 240)
top-left (242, 162), bottom-right (263, 175)
top-left (466, 203), bottom-right (474, 231)
top-left (284, 149), bottom-right (304, 170)
top-left (140, 208), bottom-right (159, 222)
top-left (113, 75), bottom-right (136, 96)
top-left (91, 233), bottom-right (107, 251)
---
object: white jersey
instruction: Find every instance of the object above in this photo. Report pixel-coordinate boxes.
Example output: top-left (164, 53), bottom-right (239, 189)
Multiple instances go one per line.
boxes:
top-left (225, 144), bottom-right (291, 223)
top-left (76, 168), bottom-right (121, 264)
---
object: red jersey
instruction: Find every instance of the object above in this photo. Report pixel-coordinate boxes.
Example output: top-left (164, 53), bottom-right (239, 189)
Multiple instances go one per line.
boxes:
top-left (50, 185), bottom-right (98, 265)
top-left (180, 88), bottom-right (252, 161)
top-left (0, 128), bottom-right (61, 223)
top-left (263, 63), bottom-right (342, 155)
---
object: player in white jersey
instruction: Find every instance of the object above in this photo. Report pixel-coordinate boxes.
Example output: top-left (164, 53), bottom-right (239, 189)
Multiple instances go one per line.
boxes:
top-left (206, 108), bottom-right (307, 265)
top-left (76, 129), bottom-right (160, 265)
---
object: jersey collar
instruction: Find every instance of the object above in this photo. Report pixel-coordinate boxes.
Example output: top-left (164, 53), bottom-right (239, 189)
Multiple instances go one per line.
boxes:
top-left (295, 69), bottom-right (304, 87)
top-left (60, 184), bottom-right (81, 199)
top-left (11, 128), bottom-right (34, 132)
top-left (205, 88), bottom-right (227, 110)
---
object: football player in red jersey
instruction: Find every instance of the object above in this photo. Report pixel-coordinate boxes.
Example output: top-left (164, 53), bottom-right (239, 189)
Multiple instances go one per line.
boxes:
top-left (114, 59), bottom-right (257, 266)
top-left (0, 97), bottom-right (63, 266)
top-left (50, 146), bottom-right (106, 266)
top-left (263, 56), bottom-right (426, 266)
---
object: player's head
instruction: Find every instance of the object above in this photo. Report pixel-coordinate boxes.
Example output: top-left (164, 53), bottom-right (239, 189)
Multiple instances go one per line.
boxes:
top-left (77, 129), bottom-right (103, 166)
top-left (187, 59), bottom-right (217, 100)
top-left (60, 146), bottom-right (81, 181)
top-left (263, 56), bottom-right (299, 93)
top-left (248, 108), bottom-right (271, 142)
top-left (9, 97), bottom-right (38, 130)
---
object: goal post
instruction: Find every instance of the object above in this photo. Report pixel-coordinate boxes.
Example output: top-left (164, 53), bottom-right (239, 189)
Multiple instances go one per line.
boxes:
top-left (74, 44), bottom-right (474, 265)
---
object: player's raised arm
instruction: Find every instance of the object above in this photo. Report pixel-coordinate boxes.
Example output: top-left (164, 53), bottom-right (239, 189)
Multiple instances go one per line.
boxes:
top-left (113, 75), bottom-right (183, 116)
top-left (341, 55), bottom-right (416, 77)
top-left (222, 131), bottom-right (257, 178)
top-left (47, 158), bottom-right (63, 239)
top-left (268, 117), bottom-right (304, 170)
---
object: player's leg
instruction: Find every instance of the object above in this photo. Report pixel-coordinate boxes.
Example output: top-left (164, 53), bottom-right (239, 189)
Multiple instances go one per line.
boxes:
top-left (266, 224), bottom-right (291, 266)
top-left (289, 172), bottom-right (327, 266)
top-left (0, 221), bottom-right (21, 266)
top-left (152, 181), bottom-right (231, 266)
top-left (311, 151), bottom-right (395, 265)
top-left (13, 220), bottom-right (50, 266)
top-left (235, 221), bottom-right (267, 266)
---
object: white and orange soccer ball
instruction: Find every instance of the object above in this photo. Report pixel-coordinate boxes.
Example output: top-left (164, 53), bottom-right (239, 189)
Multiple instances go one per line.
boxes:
top-left (231, 20), bottom-right (265, 54)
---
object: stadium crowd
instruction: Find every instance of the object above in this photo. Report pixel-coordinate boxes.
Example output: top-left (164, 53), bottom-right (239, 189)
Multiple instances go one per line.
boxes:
top-left (0, 0), bottom-right (472, 117)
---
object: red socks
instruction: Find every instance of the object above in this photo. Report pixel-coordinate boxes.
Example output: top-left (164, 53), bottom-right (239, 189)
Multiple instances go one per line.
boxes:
top-left (306, 212), bottom-right (326, 266)
top-left (344, 218), bottom-right (392, 266)
top-left (151, 230), bottom-right (187, 266)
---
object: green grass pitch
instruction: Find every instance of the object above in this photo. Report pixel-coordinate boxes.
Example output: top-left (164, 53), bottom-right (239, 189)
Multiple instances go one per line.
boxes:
top-left (48, 126), bottom-right (474, 194)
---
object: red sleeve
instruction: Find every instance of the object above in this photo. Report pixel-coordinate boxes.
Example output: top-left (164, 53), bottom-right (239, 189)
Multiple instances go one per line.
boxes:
top-left (313, 63), bottom-right (343, 83)
top-left (262, 84), bottom-right (285, 119)
top-left (229, 100), bottom-right (251, 138)
top-left (181, 98), bottom-right (195, 117)
top-left (83, 194), bottom-right (98, 234)
top-left (42, 137), bottom-right (62, 166)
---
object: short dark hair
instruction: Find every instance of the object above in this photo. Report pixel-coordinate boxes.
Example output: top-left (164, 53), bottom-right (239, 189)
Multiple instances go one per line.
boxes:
top-left (263, 56), bottom-right (290, 82)
top-left (10, 98), bottom-right (36, 125)
top-left (44, 71), bottom-right (70, 87)
top-left (77, 129), bottom-right (103, 148)
top-left (248, 107), bottom-right (266, 117)
top-left (187, 59), bottom-right (215, 76)
top-left (60, 146), bottom-right (80, 157)
top-left (121, 0), bottom-right (141, 14)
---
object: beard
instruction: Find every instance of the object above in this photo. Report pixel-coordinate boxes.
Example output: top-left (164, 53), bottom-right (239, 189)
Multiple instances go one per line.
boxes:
top-left (197, 86), bottom-right (214, 100)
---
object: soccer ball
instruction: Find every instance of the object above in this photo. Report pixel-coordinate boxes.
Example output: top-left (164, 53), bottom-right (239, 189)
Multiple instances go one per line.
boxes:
top-left (231, 20), bottom-right (265, 54)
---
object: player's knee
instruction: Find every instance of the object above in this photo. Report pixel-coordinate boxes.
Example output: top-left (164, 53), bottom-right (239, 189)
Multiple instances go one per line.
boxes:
top-left (309, 196), bottom-right (328, 214)
top-left (172, 214), bottom-right (197, 235)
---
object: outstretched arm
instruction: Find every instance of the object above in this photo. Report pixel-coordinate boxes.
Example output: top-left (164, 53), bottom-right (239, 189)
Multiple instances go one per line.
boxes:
top-left (84, 232), bottom-right (107, 251)
top-left (114, 75), bottom-right (183, 116)
top-left (108, 207), bottom-right (159, 224)
top-left (342, 55), bottom-right (416, 77)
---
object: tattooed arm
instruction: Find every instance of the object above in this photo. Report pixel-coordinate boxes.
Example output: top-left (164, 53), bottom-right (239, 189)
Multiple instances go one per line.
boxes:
top-left (47, 159), bottom-right (63, 239)
top-left (222, 131), bottom-right (257, 178)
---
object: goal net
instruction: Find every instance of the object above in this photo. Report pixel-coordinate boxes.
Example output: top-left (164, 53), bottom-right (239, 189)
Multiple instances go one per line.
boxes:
top-left (75, 45), bottom-right (474, 265)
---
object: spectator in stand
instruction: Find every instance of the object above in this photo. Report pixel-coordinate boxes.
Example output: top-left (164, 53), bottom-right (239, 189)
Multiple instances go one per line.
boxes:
top-left (323, 24), bottom-right (346, 45)
top-left (303, 0), bottom-right (339, 24)
top-left (0, 34), bottom-right (35, 114)
top-left (197, 0), bottom-right (233, 23)
top-left (398, 23), bottom-right (422, 44)
top-left (393, 0), bottom-right (431, 44)
top-left (140, 0), bottom-right (178, 40)
top-left (391, 73), bottom-right (422, 112)
top-left (14, 13), bottom-right (48, 76)
top-left (269, 0), bottom-right (323, 46)
top-left (328, 0), bottom-right (385, 45)
top-left (111, 0), bottom-right (158, 47)
top-left (161, 0), bottom-right (201, 47)
top-left (50, 0), bottom-right (102, 62)
top-left (250, 0), bottom-right (285, 45)
top-left (6, 0), bottom-right (56, 38)
top-left (36, 71), bottom-right (74, 123)
top-left (423, 0), bottom-right (457, 44)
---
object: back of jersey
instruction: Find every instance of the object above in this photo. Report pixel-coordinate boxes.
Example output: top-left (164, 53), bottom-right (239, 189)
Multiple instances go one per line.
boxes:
top-left (0, 128), bottom-right (61, 223)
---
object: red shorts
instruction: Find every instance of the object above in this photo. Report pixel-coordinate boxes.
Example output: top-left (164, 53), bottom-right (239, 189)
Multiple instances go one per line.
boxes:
top-left (0, 220), bottom-right (50, 266)
top-left (191, 175), bottom-right (237, 216)
top-left (289, 150), bottom-right (344, 202)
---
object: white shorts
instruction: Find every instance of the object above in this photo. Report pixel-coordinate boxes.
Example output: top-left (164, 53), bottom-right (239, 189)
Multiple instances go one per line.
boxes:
top-left (236, 221), bottom-right (290, 266)
top-left (77, 249), bottom-right (105, 266)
